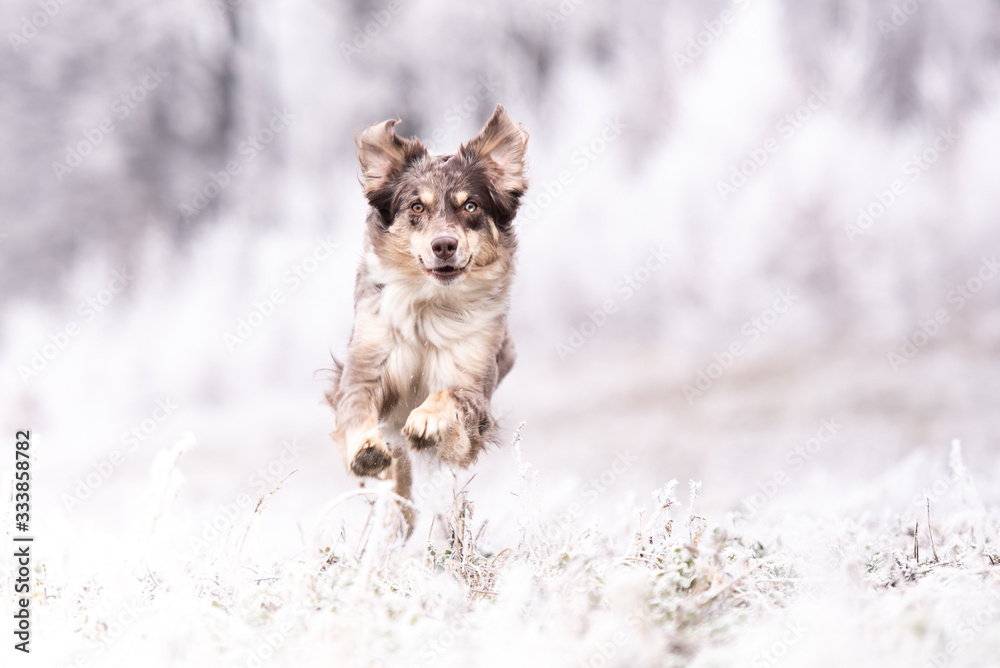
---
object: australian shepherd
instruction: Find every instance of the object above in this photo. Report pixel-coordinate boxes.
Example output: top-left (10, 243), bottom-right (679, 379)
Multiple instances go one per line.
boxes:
top-left (326, 104), bottom-right (528, 529)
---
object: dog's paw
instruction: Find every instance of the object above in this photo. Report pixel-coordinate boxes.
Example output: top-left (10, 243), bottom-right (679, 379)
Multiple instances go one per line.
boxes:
top-left (403, 401), bottom-right (458, 451)
top-left (403, 390), bottom-right (473, 465)
top-left (348, 427), bottom-right (392, 477)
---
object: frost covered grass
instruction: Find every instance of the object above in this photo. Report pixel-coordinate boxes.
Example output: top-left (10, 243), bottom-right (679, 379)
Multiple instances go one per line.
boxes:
top-left (5, 424), bottom-right (999, 668)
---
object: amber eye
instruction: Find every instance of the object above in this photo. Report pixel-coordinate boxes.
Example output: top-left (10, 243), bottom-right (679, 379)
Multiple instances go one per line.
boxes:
top-left (411, 202), bottom-right (425, 213)
top-left (463, 201), bottom-right (478, 213)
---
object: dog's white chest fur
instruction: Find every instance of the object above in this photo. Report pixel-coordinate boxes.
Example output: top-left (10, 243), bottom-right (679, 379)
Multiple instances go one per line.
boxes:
top-left (367, 256), bottom-right (506, 427)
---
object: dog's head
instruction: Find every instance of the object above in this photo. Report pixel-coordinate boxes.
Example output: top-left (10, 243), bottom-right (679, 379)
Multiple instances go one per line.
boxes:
top-left (356, 104), bottom-right (527, 286)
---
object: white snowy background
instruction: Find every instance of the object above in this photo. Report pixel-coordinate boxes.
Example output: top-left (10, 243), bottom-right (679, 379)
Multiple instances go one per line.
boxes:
top-left (1, 0), bottom-right (1000, 666)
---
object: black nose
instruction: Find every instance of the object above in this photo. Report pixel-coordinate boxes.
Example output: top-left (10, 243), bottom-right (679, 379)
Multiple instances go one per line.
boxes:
top-left (431, 236), bottom-right (458, 260)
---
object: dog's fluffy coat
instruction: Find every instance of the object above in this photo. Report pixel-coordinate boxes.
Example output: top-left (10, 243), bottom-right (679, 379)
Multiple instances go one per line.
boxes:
top-left (326, 105), bottom-right (527, 527)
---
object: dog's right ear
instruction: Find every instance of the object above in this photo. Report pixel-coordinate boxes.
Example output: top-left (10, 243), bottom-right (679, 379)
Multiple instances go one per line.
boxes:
top-left (357, 119), bottom-right (427, 197)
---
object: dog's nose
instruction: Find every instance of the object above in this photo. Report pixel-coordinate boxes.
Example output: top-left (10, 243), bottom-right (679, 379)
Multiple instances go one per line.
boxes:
top-left (431, 236), bottom-right (458, 260)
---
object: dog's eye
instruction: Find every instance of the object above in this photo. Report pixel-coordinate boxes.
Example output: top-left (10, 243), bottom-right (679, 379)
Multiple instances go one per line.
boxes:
top-left (463, 201), bottom-right (478, 213)
top-left (411, 202), bottom-right (425, 213)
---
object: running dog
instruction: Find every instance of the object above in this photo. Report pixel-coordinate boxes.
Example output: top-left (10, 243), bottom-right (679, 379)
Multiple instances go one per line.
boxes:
top-left (326, 104), bottom-right (527, 529)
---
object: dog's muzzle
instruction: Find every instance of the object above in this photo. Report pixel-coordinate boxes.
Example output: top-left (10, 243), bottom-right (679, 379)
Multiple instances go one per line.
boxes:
top-left (419, 255), bottom-right (472, 282)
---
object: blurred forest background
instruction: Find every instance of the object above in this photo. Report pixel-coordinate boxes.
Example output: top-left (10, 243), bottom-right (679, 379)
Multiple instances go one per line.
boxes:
top-left (2, 0), bottom-right (1000, 537)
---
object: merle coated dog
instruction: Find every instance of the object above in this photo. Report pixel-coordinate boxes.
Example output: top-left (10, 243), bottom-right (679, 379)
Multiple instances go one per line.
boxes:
top-left (326, 104), bottom-right (528, 529)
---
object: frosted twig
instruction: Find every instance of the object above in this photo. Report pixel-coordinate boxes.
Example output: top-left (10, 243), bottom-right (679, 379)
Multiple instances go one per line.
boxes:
top-left (236, 470), bottom-right (296, 560)
top-left (926, 497), bottom-right (939, 563)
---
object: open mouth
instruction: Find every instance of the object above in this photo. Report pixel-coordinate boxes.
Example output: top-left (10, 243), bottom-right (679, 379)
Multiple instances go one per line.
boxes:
top-left (420, 257), bottom-right (471, 281)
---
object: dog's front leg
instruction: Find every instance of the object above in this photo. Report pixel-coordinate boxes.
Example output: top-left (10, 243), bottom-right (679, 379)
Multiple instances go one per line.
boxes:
top-left (332, 377), bottom-right (393, 478)
top-left (402, 388), bottom-right (493, 467)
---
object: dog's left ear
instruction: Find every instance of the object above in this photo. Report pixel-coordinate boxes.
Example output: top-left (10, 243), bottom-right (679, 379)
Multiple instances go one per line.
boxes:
top-left (460, 104), bottom-right (529, 200)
